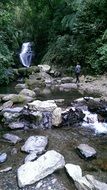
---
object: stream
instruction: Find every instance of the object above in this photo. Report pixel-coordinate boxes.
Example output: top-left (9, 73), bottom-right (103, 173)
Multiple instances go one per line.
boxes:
top-left (0, 85), bottom-right (107, 190)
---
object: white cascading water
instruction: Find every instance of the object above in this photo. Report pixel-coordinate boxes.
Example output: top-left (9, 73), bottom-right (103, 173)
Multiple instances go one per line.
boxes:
top-left (19, 42), bottom-right (32, 67)
top-left (82, 110), bottom-right (107, 134)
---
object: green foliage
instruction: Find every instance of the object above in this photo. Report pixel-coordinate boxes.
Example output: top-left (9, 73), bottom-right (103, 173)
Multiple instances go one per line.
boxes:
top-left (41, 0), bottom-right (107, 74)
top-left (42, 35), bottom-right (72, 67)
top-left (0, 42), bottom-right (14, 84)
top-left (1, 0), bottom-right (107, 82)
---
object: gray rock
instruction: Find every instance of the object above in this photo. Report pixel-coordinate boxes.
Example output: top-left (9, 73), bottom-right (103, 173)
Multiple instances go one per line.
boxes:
top-left (8, 122), bottom-right (25, 129)
top-left (0, 153), bottom-right (7, 163)
top-left (25, 152), bottom-right (37, 163)
top-left (0, 167), bottom-right (12, 173)
top-left (17, 150), bottom-right (65, 187)
top-left (52, 107), bottom-right (62, 127)
top-left (1, 100), bottom-right (13, 110)
top-left (77, 144), bottom-right (96, 159)
top-left (61, 77), bottom-right (73, 83)
top-left (3, 133), bottom-right (22, 144)
top-left (65, 163), bottom-right (107, 190)
top-left (38, 65), bottom-right (51, 73)
top-left (60, 83), bottom-right (77, 90)
top-left (85, 174), bottom-right (107, 190)
top-left (19, 89), bottom-right (36, 98)
top-left (28, 100), bottom-right (57, 112)
top-left (11, 148), bottom-right (18, 155)
top-left (15, 83), bottom-right (27, 93)
top-left (2, 107), bottom-right (23, 113)
top-left (21, 136), bottom-right (48, 154)
top-left (2, 94), bottom-right (16, 102)
top-left (3, 112), bottom-right (21, 122)
top-left (65, 163), bottom-right (82, 181)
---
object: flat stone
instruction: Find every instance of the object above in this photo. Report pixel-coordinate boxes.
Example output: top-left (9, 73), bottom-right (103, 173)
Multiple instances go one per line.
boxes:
top-left (9, 122), bottom-right (25, 129)
top-left (21, 136), bottom-right (48, 154)
top-left (2, 107), bottom-right (23, 113)
top-left (28, 100), bottom-right (57, 112)
top-left (0, 153), bottom-right (7, 163)
top-left (3, 133), bottom-right (22, 144)
top-left (77, 144), bottom-right (96, 159)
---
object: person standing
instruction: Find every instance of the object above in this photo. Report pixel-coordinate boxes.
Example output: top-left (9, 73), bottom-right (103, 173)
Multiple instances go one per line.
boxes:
top-left (75, 63), bottom-right (81, 83)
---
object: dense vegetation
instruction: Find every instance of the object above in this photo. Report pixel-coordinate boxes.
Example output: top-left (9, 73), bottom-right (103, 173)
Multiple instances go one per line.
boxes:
top-left (0, 0), bottom-right (107, 84)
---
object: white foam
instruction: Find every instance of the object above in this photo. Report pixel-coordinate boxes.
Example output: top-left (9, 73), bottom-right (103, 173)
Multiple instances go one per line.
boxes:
top-left (82, 110), bottom-right (107, 134)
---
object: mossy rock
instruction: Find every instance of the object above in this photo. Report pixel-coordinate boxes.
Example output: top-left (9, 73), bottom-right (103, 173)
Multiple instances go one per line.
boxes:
top-left (25, 79), bottom-right (46, 90)
top-left (11, 94), bottom-right (33, 104)
top-left (26, 66), bottom-right (40, 74)
top-left (18, 68), bottom-right (27, 76)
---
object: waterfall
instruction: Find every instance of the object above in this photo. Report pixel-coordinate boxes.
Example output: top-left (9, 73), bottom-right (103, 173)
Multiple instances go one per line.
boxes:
top-left (19, 42), bottom-right (33, 67)
top-left (82, 110), bottom-right (107, 134)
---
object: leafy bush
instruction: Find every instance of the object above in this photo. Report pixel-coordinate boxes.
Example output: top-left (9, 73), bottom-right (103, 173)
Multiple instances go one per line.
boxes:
top-left (0, 42), bottom-right (14, 84)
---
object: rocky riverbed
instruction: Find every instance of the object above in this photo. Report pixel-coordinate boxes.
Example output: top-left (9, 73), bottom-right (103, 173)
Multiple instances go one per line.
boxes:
top-left (0, 65), bottom-right (107, 190)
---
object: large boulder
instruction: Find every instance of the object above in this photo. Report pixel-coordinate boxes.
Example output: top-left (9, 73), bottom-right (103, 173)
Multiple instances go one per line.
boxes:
top-left (2, 94), bottom-right (16, 102)
top-left (0, 100), bottom-right (13, 111)
top-left (65, 164), bottom-right (82, 181)
top-left (25, 78), bottom-right (46, 90)
top-left (52, 107), bottom-right (62, 127)
top-left (2, 107), bottom-right (23, 123)
top-left (19, 89), bottom-right (36, 98)
top-left (27, 100), bottom-right (57, 112)
top-left (60, 83), bottom-right (77, 91)
top-left (61, 108), bottom-right (85, 126)
top-left (38, 64), bottom-right (51, 73)
top-left (65, 163), bottom-right (107, 190)
top-left (15, 84), bottom-right (28, 93)
top-left (11, 94), bottom-right (33, 104)
top-left (8, 122), bottom-right (25, 129)
top-left (17, 150), bottom-right (65, 187)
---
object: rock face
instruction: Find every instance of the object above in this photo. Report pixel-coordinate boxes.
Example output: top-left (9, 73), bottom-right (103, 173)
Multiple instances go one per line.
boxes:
top-left (17, 150), bottom-right (65, 188)
top-left (77, 144), bottom-right (96, 159)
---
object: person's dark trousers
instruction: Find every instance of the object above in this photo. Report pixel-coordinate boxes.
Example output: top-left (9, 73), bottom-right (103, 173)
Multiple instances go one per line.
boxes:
top-left (76, 73), bottom-right (80, 83)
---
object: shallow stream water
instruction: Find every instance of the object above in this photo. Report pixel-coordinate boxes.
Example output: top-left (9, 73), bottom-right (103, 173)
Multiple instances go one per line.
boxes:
top-left (0, 85), bottom-right (107, 190)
